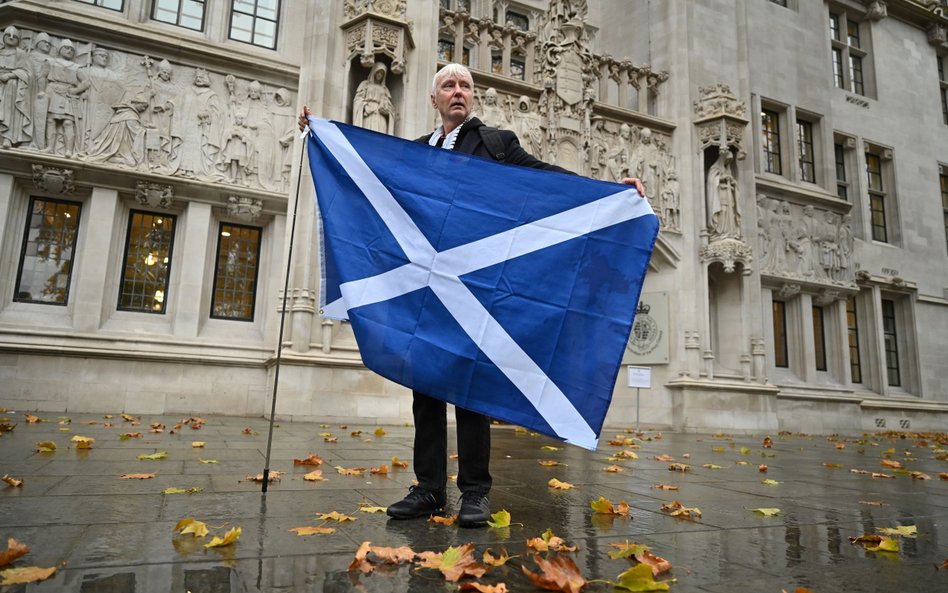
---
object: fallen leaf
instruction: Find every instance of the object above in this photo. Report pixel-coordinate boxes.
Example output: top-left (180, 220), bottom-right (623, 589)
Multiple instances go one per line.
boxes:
top-left (540, 460), bottom-right (565, 466)
top-left (859, 500), bottom-right (887, 506)
top-left (317, 511), bottom-right (356, 522)
top-left (835, 442), bottom-right (846, 449)
top-left (391, 456), bottom-right (409, 468)
top-left (591, 496), bottom-right (630, 516)
top-left (654, 454), bottom-right (675, 462)
top-left (191, 441), bottom-right (205, 448)
top-left (752, 508), bottom-right (781, 516)
top-left (150, 422), bottom-right (165, 433)
top-left (483, 548), bottom-right (512, 566)
top-left (761, 479), bottom-right (780, 486)
top-left (335, 466), bottom-right (366, 476)
top-left (374, 427), bottom-right (386, 436)
top-left (0, 566), bottom-right (56, 585)
top-left (303, 470), bottom-right (326, 481)
top-left (850, 534), bottom-right (900, 552)
top-left (35, 441), bottom-right (56, 453)
top-left (358, 505), bottom-right (387, 513)
top-left (121, 413), bottom-right (139, 423)
top-left (204, 526), bottom-right (241, 548)
top-left (25, 414), bottom-right (43, 423)
top-left (79, 421), bottom-right (97, 425)
top-left (370, 464), bottom-right (389, 475)
top-left (940, 473), bottom-right (948, 480)
top-left (877, 525), bottom-right (917, 537)
top-left (613, 449), bottom-right (639, 459)
top-left (71, 435), bottom-right (94, 449)
top-left (660, 501), bottom-right (701, 519)
top-left (119, 432), bottom-right (142, 440)
top-left (174, 518), bottom-right (209, 538)
top-left (653, 484), bottom-right (679, 491)
top-left (548, 478), bottom-right (574, 490)
top-left (347, 541), bottom-right (416, 573)
top-left (667, 463), bottom-right (691, 472)
top-left (319, 432), bottom-right (332, 437)
top-left (199, 459), bottom-right (218, 464)
top-left (244, 471), bottom-right (283, 483)
top-left (702, 464), bottom-right (724, 470)
top-left (0, 538), bottom-right (30, 567)
top-left (350, 430), bottom-right (363, 437)
top-left (429, 515), bottom-right (457, 525)
top-left (416, 544), bottom-right (487, 582)
top-left (487, 508), bottom-right (512, 528)
top-left (910, 471), bottom-right (931, 480)
top-left (739, 447), bottom-right (752, 454)
top-left (541, 445), bottom-right (561, 451)
top-left (522, 554), bottom-right (587, 593)
top-left (324, 436), bottom-right (337, 443)
top-left (1, 475), bottom-right (23, 488)
top-left (294, 454), bottom-right (323, 466)
top-left (823, 463), bottom-right (843, 468)
top-left (636, 550), bottom-right (673, 576)
top-left (290, 526), bottom-right (335, 536)
top-left (880, 459), bottom-right (903, 469)
top-left (758, 464), bottom-right (768, 473)
top-left (870, 472), bottom-right (895, 479)
top-left (119, 473), bottom-right (155, 480)
top-left (762, 437), bottom-right (773, 448)
top-left (611, 563), bottom-right (670, 591)
top-left (163, 487), bottom-right (202, 495)
top-left (526, 528), bottom-right (577, 552)
top-left (603, 465), bottom-right (624, 472)
top-left (242, 428), bottom-right (258, 436)
top-left (608, 541), bottom-right (650, 560)
top-left (0, 423), bottom-right (15, 432)
top-left (138, 452), bottom-right (168, 461)
top-left (449, 453), bottom-right (459, 459)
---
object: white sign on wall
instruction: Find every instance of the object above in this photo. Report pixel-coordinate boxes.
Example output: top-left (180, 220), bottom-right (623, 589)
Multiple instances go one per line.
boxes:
top-left (623, 291), bottom-right (669, 365)
top-left (627, 366), bottom-right (651, 389)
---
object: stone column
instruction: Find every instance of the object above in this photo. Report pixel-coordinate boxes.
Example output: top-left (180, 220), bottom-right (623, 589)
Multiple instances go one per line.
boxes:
top-left (172, 201), bottom-right (212, 339)
top-left (71, 187), bottom-right (119, 332)
top-left (0, 174), bottom-right (13, 256)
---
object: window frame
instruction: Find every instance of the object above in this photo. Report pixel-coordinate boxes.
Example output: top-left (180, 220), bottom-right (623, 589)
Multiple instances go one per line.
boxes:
top-left (210, 222), bottom-right (263, 322)
top-left (151, 0), bottom-right (207, 32)
top-left (864, 143), bottom-right (897, 245)
top-left (881, 298), bottom-right (900, 387)
top-left (761, 108), bottom-right (783, 176)
top-left (772, 300), bottom-right (789, 368)
top-left (13, 196), bottom-right (83, 306)
top-left (940, 164), bottom-right (948, 255)
top-left (828, 9), bottom-right (872, 97)
top-left (834, 141), bottom-right (849, 200)
top-left (228, 0), bottom-right (281, 50)
top-left (117, 210), bottom-right (177, 315)
top-left (73, 0), bottom-right (124, 11)
top-left (812, 305), bottom-right (827, 371)
top-left (846, 295), bottom-right (862, 383)
top-left (796, 118), bottom-right (817, 184)
top-left (939, 55), bottom-right (947, 126)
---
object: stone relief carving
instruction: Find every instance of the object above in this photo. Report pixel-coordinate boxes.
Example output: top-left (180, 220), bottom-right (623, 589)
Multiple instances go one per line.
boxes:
top-left (476, 87), bottom-right (510, 129)
top-left (866, 0), bottom-right (888, 21)
top-left (344, 0), bottom-right (407, 20)
top-left (352, 62), bottom-right (396, 135)
top-left (343, 0), bottom-right (412, 74)
top-left (0, 28), bottom-right (297, 193)
top-left (32, 163), bottom-right (74, 194)
top-left (757, 195), bottom-right (855, 287)
top-left (927, 22), bottom-right (947, 45)
top-left (135, 180), bottom-right (174, 209)
top-left (693, 83), bottom-right (746, 120)
top-left (227, 195), bottom-right (263, 222)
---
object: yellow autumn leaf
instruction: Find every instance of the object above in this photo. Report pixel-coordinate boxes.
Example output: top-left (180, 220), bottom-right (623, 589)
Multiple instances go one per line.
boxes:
top-left (317, 511), bottom-right (357, 522)
top-left (319, 432), bottom-right (333, 437)
top-left (119, 473), bottom-right (155, 480)
top-left (761, 479), bottom-right (780, 486)
top-left (335, 466), bottom-right (366, 476)
top-left (71, 435), bottom-right (95, 449)
top-left (174, 518), bottom-right (209, 538)
top-left (752, 508), bottom-right (781, 516)
top-left (487, 509), bottom-right (511, 528)
top-left (603, 465), bottom-right (624, 472)
top-left (482, 548), bottom-right (512, 566)
top-left (199, 459), bottom-right (218, 464)
top-left (702, 464), bottom-right (724, 469)
top-left (204, 526), bottom-right (241, 548)
top-left (612, 563), bottom-right (670, 591)
top-left (541, 445), bottom-right (561, 451)
top-left (866, 537), bottom-right (899, 553)
top-left (290, 526), bottom-right (335, 536)
top-left (374, 427), bottom-right (386, 436)
top-left (429, 515), bottom-right (458, 525)
top-left (591, 496), bottom-right (616, 514)
top-left (163, 487), bottom-right (203, 495)
top-left (877, 525), bottom-right (917, 537)
top-left (391, 456), bottom-right (409, 469)
top-left (191, 441), bottom-right (205, 448)
top-left (0, 566), bottom-right (57, 585)
top-left (1, 475), bottom-right (23, 487)
top-left (138, 452), bottom-right (168, 461)
top-left (739, 447), bottom-right (751, 454)
top-left (548, 478), bottom-right (574, 490)
top-left (358, 505), bottom-right (387, 513)
top-left (35, 441), bottom-right (57, 453)
top-left (539, 460), bottom-right (565, 466)
top-left (370, 464), bottom-right (389, 475)
top-left (303, 470), bottom-right (326, 481)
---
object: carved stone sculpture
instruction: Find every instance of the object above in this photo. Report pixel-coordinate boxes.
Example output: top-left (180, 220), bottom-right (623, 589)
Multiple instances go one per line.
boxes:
top-left (87, 89), bottom-right (152, 168)
top-left (43, 38), bottom-right (84, 156)
top-left (227, 195), bottom-right (263, 222)
top-left (75, 47), bottom-right (123, 153)
top-left (27, 31), bottom-right (52, 150)
top-left (32, 164), bottom-right (74, 194)
top-left (478, 87), bottom-right (510, 129)
top-left (176, 68), bottom-right (223, 180)
top-left (707, 149), bottom-right (741, 240)
top-left (510, 95), bottom-right (542, 156)
top-left (0, 26), bottom-right (33, 148)
top-left (135, 180), bottom-right (174, 209)
top-left (352, 62), bottom-right (395, 135)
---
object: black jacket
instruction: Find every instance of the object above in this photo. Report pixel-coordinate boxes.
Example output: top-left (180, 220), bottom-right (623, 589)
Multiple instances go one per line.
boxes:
top-left (416, 117), bottom-right (573, 174)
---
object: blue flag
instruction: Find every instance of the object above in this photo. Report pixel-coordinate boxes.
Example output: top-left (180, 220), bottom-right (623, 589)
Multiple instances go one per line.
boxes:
top-left (305, 118), bottom-right (658, 450)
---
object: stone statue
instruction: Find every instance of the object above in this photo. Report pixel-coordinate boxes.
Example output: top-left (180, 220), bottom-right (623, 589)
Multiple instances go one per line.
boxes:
top-left (510, 95), bottom-right (542, 156)
top-left (27, 31), bottom-right (52, 149)
top-left (707, 148), bottom-right (740, 239)
top-left (148, 58), bottom-right (178, 170)
top-left (176, 68), bottom-right (223, 180)
top-left (43, 38), bottom-right (85, 156)
top-left (631, 127), bottom-right (660, 207)
top-left (352, 61), bottom-right (395, 135)
top-left (87, 89), bottom-right (153, 168)
top-left (75, 47), bottom-right (123, 152)
top-left (606, 123), bottom-right (632, 182)
top-left (0, 26), bottom-right (33, 148)
top-left (244, 80), bottom-right (279, 189)
top-left (661, 171), bottom-right (680, 232)
top-left (837, 214), bottom-right (854, 282)
top-left (818, 210), bottom-right (840, 280)
top-left (220, 111), bottom-right (253, 185)
top-left (478, 87), bottom-right (509, 128)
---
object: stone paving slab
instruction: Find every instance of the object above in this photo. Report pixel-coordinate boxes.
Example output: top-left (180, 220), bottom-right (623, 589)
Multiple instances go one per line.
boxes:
top-left (0, 410), bottom-right (946, 592)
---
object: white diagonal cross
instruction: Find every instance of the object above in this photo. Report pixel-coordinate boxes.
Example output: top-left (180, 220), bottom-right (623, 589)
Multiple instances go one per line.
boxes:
top-left (309, 118), bottom-right (652, 449)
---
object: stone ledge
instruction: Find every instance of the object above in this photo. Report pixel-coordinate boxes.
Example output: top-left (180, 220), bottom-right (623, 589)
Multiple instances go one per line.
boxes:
top-left (665, 377), bottom-right (780, 394)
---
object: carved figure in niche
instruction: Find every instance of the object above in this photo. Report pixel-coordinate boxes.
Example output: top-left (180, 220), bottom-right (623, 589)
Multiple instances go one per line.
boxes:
top-left (272, 86), bottom-right (297, 191)
top-left (87, 90), bottom-right (153, 168)
top-left (221, 112), bottom-right (253, 185)
top-left (789, 205), bottom-right (823, 278)
top-left (510, 95), bottom-right (542, 157)
top-left (837, 214), bottom-right (854, 282)
top-left (176, 68), bottom-right (223, 180)
top-left (818, 210), bottom-right (840, 280)
top-left (244, 80), bottom-right (280, 189)
top-left (0, 26), bottom-right (33, 148)
top-left (43, 38), bottom-right (85, 156)
top-left (148, 59), bottom-right (179, 171)
top-left (631, 127), bottom-right (660, 206)
top-left (27, 32), bottom-right (53, 149)
top-left (75, 47), bottom-right (123, 153)
top-left (606, 123), bottom-right (632, 182)
top-left (478, 87), bottom-right (509, 128)
top-left (352, 62), bottom-right (395, 135)
top-left (661, 171), bottom-right (680, 232)
top-left (588, 117), bottom-right (609, 180)
top-left (707, 148), bottom-right (741, 240)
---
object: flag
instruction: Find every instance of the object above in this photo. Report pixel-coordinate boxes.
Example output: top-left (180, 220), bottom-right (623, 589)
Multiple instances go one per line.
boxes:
top-left (305, 118), bottom-right (659, 450)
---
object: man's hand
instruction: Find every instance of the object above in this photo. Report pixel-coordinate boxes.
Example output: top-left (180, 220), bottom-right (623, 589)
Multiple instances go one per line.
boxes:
top-left (621, 177), bottom-right (646, 197)
top-left (298, 105), bottom-right (311, 132)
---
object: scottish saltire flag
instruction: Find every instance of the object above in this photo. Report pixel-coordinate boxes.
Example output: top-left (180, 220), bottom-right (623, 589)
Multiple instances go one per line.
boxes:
top-left (305, 118), bottom-right (658, 450)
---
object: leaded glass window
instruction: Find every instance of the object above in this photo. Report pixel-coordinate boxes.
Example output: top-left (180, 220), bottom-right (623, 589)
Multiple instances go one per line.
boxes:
top-left (14, 197), bottom-right (82, 305)
top-left (118, 211), bottom-right (175, 313)
top-left (211, 223), bottom-right (261, 321)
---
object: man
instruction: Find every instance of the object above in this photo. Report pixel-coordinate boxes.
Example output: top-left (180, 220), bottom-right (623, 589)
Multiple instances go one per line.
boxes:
top-left (300, 62), bottom-right (644, 528)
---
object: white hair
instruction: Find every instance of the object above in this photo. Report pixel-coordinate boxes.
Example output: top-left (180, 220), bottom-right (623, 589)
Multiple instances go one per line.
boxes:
top-left (431, 63), bottom-right (473, 95)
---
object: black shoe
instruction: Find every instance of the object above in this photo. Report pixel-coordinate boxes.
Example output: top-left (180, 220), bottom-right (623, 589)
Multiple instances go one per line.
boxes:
top-left (386, 486), bottom-right (446, 520)
top-left (458, 491), bottom-right (490, 528)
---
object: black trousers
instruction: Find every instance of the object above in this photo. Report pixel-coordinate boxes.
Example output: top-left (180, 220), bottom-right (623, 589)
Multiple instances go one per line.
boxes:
top-left (411, 390), bottom-right (491, 495)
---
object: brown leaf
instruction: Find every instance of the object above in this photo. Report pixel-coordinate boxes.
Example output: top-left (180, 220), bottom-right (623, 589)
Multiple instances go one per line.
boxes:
top-left (539, 460), bottom-right (565, 467)
top-left (0, 538), bottom-right (30, 567)
top-left (293, 454), bottom-right (324, 466)
top-left (939, 473), bottom-right (948, 480)
top-left (522, 554), bottom-right (587, 593)
top-left (370, 464), bottom-right (389, 475)
top-left (880, 459), bottom-right (903, 469)
top-left (416, 544), bottom-right (487, 582)
top-left (653, 484), bottom-right (679, 491)
top-left (429, 515), bottom-right (458, 526)
top-left (347, 541), bottom-right (416, 573)
top-left (1, 475), bottom-right (23, 488)
top-left (758, 464), bottom-right (768, 473)
top-left (391, 456), bottom-right (409, 468)
top-left (303, 470), bottom-right (325, 481)
top-left (289, 526), bottom-right (335, 536)
top-left (602, 465), bottom-right (624, 473)
top-left (762, 436), bottom-right (773, 448)
top-left (0, 565), bottom-right (56, 585)
top-left (71, 435), bottom-right (94, 449)
top-left (668, 463), bottom-right (691, 472)
top-left (242, 428), bottom-right (258, 436)
top-left (859, 500), bottom-right (887, 506)
top-left (24, 414), bottom-right (43, 423)
top-left (119, 473), bottom-right (155, 480)
top-left (527, 529), bottom-right (577, 552)
top-left (0, 423), bottom-right (16, 432)
top-left (459, 583), bottom-right (508, 593)
top-left (243, 471), bottom-right (283, 483)
top-left (548, 478), bottom-right (574, 490)
top-left (482, 548), bottom-right (512, 566)
top-left (660, 500), bottom-right (702, 519)
top-left (654, 454), bottom-right (675, 462)
top-left (636, 549), bottom-right (672, 576)
top-left (335, 466), bottom-right (367, 476)
top-left (835, 442), bottom-right (845, 449)
top-left (910, 471), bottom-right (931, 480)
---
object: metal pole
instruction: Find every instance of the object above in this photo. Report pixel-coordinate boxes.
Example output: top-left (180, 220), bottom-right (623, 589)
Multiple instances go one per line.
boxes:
top-left (262, 131), bottom-right (309, 493)
top-left (635, 387), bottom-right (640, 433)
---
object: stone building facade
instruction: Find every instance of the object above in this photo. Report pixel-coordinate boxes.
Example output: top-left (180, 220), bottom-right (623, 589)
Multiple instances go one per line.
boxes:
top-left (0, 0), bottom-right (946, 434)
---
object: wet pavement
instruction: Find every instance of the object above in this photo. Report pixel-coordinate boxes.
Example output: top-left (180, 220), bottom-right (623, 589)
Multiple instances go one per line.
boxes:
top-left (0, 410), bottom-right (946, 592)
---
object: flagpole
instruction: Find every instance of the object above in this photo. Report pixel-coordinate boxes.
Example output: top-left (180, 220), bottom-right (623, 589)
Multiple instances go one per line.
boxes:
top-left (262, 130), bottom-right (309, 493)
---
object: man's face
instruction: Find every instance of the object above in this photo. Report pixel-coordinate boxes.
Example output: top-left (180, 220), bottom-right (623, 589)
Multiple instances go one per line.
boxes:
top-left (431, 72), bottom-right (473, 128)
